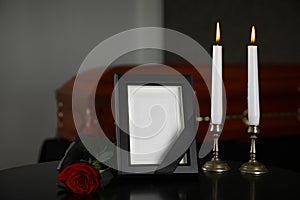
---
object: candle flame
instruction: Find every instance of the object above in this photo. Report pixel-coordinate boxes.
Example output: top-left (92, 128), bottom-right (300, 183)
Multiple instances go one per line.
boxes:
top-left (216, 22), bottom-right (220, 43)
top-left (250, 26), bottom-right (255, 44)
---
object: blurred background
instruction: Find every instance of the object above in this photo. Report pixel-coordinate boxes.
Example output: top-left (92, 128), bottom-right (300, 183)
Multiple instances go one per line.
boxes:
top-left (0, 0), bottom-right (299, 170)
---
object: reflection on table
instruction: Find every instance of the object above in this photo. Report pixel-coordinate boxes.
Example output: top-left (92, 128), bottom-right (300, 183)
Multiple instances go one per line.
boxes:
top-left (0, 161), bottom-right (299, 200)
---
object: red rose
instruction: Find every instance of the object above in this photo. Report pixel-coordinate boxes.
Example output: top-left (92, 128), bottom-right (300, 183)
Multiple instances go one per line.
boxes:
top-left (58, 163), bottom-right (100, 195)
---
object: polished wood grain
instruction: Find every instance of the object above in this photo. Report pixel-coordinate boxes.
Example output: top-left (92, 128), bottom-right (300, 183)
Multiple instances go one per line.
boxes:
top-left (55, 64), bottom-right (300, 143)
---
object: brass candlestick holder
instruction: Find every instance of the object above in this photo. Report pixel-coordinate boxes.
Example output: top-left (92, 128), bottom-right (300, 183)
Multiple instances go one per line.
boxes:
top-left (239, 125), bottom-right (268, 175)
top-left (202, 124), bottom-right (230, 173)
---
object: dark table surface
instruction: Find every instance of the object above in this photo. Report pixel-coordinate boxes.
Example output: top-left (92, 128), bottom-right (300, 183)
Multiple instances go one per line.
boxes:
top-left (0, 160), bottom-right (299, 200)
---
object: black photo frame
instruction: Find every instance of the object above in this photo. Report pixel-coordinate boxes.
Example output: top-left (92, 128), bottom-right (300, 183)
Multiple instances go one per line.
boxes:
top-left (114, 74), bottom-right (198, 175)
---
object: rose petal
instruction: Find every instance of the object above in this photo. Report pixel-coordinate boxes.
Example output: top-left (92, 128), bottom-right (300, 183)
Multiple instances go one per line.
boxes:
top-left (57, 163), bottom-right (100, 195)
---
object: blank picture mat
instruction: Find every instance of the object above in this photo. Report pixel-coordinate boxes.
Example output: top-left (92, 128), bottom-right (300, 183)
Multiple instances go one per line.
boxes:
top-left (127, 85), bottom-right (185, 165)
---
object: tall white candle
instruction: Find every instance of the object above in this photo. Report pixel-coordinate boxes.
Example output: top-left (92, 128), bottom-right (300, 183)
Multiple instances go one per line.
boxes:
top-left (211, 22), bottom-right (223, 124)
top-left (248, 26), bottom-right (260, 125)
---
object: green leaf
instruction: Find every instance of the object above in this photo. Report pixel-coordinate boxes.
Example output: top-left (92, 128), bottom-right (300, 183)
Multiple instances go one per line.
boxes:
top-left (97, 151), bottom-right (114, 163)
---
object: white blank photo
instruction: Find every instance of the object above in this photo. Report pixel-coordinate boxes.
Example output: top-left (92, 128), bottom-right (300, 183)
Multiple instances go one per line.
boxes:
top-left (128, 85), bottom-right (185, 165)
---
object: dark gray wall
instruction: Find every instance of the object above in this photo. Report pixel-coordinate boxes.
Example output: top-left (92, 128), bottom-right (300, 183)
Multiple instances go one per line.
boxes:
top-left (0, 0), bottom-right (163, 170)
top-left (164, 0), bottom-right (300, 64)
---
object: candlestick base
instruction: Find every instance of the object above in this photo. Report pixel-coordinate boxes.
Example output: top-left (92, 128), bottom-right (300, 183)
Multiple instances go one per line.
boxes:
top-left (239, 160), bottom-right (268, 175)
top-left (202, 158), bottom-right (231, 173)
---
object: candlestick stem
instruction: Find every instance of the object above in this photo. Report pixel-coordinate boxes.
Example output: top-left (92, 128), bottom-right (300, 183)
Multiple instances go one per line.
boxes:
top-left (239, 125), bottom-right (268, 175)
top-left (213, 133), bottom-right (219, 159)
top-left (250, 135), bottom-right (257, 161)
top-left (202, 124), bottom-right (230, 173)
